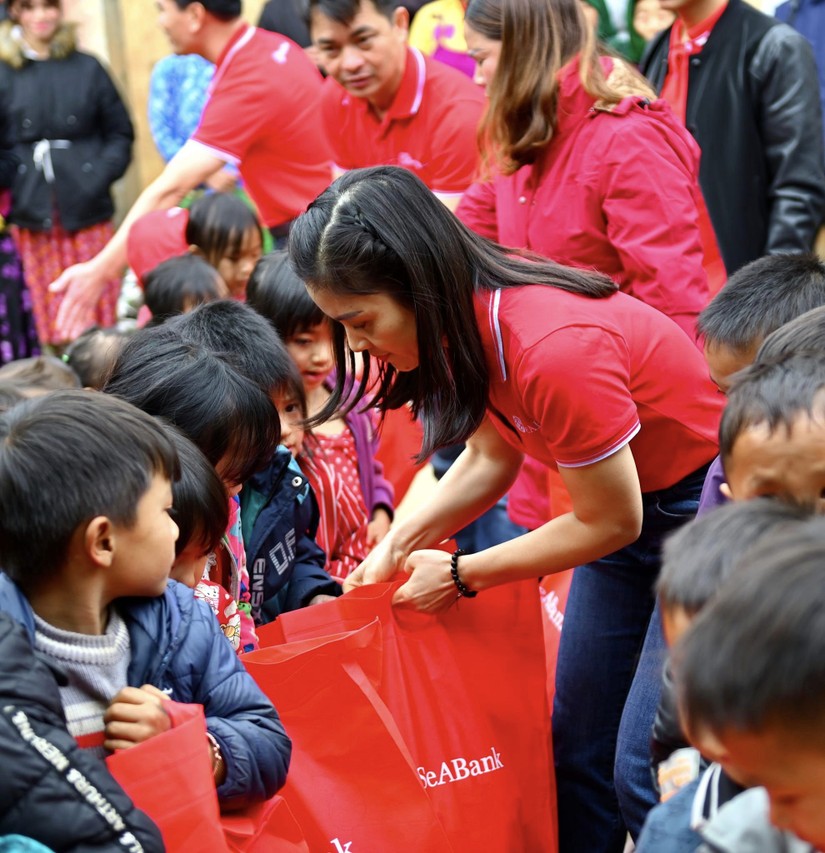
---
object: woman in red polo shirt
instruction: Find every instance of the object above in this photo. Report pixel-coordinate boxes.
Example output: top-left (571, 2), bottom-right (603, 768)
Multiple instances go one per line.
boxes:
top-left (290, 166), bottom-right (723, 852)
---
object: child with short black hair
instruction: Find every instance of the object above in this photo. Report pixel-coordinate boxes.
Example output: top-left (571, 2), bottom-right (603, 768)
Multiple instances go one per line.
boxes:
top-left (248, 252), bottom-right (394, 577)
top-left (62, 325), bottom-right (129, 389)
top-left (0, 354), bottom-right (79, 393)
top-left (675, 519), bottom-right (825, 851)
top-left (143, 254), bottom-right (227, 326)
top-left (169, 300), bottom-right (341, 621)
top-left (163, 425), bottom-right (243, 652)
top-left (0, 390), bottom-right (290, 806)
top-left (637, 500), bottom-right (816, 851)
top-left (719, 352), bottom-right (825, 506)
top-left (696, 253), bottom-right (825, 513)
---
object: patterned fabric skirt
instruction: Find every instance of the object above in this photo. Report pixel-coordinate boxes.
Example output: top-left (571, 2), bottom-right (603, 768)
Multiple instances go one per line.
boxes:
top-left (0, 227), bottom-right (39, 365)
top-left (13, 218), bottom-right (121, 345)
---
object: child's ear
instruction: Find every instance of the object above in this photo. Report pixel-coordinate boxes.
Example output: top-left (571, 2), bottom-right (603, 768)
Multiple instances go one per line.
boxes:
top-left (84, 517), bottom-right (116, 568)
top-left (720, 482), bottom-right (733, 501)
top-left (188, 244), bottom-right (205, 258)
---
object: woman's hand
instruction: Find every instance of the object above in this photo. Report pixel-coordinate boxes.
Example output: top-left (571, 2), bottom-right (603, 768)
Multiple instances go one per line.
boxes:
top-left (103, 684), bottom-right (171, 751)
top-left (344, 530), bottom-right (407, 592)
top-left (393, 549), bottom-right (461, 614)
top-left (366, 507), bottom-right (392, 546)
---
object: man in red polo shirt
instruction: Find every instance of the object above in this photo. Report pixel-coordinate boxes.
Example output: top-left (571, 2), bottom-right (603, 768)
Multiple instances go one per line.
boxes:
top-left (310, 0), bottom-right (485, 211)
top-left (51, 0), bottom-right (332, 342)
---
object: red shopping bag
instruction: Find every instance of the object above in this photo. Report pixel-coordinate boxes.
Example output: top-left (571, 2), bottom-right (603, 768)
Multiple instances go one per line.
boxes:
top-left (243, 620), bottom-right (455, 852)
top-left (106, 701), bottom-right (229, 853)
top-left (222, 796), bottom-right (309, 852)
top-left (264, 581), bottom-right (556, 853)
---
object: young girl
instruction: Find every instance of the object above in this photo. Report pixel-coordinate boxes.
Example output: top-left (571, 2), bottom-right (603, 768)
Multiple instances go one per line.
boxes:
top-left (248, 251), bottom-right (394, 579)
top-left (164, 424), bottom-right (243, 654)
top-left (288, 165), bottom-right (724, 851)
top-left (127, 192), bottom-right (263, 301)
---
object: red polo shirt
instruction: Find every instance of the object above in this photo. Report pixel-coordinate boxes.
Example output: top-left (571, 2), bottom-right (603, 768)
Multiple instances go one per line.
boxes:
top-left (474, 286), bottom-right (722, 492)
top-left (320, 47), bottom-right (485, 198)
top-left (191, 25), bottom-right (332, 227)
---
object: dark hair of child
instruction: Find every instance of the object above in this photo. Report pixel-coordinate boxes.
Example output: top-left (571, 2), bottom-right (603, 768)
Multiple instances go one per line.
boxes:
top-left (0, 355), bottom-right (80, 393)
top-left (697, 253), bottom-right (825, 352)
top-left (656, 498), bottom-right (815, 616)
top-left (247, 250), bottom-right (327, 340)
top-left (169, 299), bottom-right (296, 397)
top-left (755, 304), bottom-right (825, 362)
top-left (62, 326), bottom-right (130, 390)
top-left (185, 193), bottom-right (262, 271)
top-left (162, 424), bottom-right (229, 557)
top-left (0, 382), bottom-right (26, 415)
top-left (676, 517), bottom-right (825, 739)
top-left (143, 254), bottom-right (226, 326)
top-left (0, 390), bottom-right (179, 592)
top-left (103, 327), bottom-right (279, 488)
top-left (719, 351), bottom-right (825, 463)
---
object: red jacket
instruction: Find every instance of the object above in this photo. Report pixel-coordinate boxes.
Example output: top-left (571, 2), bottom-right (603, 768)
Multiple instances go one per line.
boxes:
top-left (457, 57), bottom-right (709, 340)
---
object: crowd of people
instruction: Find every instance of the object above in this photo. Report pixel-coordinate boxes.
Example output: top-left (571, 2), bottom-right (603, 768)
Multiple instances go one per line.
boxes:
top-left (1, 0), bottom-right (825, 849)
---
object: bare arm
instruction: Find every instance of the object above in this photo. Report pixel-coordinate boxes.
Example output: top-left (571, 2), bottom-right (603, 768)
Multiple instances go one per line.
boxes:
top-left (50, 142), bottom-right (227, 341)
top-left (345, 415), bottom-right (524, 589)
top-left (393, 443), bottom-right (644, 613)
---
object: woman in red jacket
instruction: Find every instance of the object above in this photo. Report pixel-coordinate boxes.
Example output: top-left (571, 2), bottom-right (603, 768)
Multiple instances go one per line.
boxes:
top-left (290, 165), bottom-right (723, 853)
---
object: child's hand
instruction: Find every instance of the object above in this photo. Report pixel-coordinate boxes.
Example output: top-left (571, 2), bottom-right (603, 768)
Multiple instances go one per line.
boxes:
top-left (306, 594), bottom-right (338, 606)
top-left (103, 684), bottom-right (171, 751)
top-left (366, 507), bottom-right (392, 545)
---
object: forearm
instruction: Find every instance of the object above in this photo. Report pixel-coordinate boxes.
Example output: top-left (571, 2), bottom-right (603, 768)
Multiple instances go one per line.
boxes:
top-left (389, 441), bottom-right (521, 555)
top-left (459, 507), bottom-right (641, 591)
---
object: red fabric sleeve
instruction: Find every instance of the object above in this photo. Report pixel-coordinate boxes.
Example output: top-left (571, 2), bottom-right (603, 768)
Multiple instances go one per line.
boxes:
top-left (456, 178), bottom-right (501, 240)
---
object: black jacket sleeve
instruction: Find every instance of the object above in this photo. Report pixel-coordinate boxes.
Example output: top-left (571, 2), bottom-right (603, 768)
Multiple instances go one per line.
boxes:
top-left (0, 614), bottom-right (165, 852)
top-left (90, 57), bottom-right (134, 189)
top-left (0, 86), bottom-right (18, 190)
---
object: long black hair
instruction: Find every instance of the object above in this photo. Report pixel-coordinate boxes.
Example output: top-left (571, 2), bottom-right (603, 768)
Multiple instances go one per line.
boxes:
top-left (288, 165), bottom-right (617, 458)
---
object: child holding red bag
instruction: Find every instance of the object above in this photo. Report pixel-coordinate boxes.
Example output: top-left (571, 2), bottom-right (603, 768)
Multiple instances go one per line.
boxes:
top-left (0, 391), bottom-right (291, 807)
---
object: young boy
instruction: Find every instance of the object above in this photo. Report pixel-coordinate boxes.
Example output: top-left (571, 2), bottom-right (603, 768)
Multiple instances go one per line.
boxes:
top-left (696, 254), bottom-right (825, 512)
top-left (676, 519), bottom-right (825, 851)
top-left (720, 352), bottom-right (825, 506)
top-left (637, 500), bottom-right (816, 852)
top-left (0, 391), bottom-right (291, 807)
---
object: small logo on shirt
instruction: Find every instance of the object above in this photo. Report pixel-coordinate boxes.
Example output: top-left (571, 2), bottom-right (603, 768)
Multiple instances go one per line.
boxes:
top-left (397, 152), bottom-right (423, 170)
top-left (271, 43), bottom-right (290, 64)
top-left (512, 416), bottom-right (539, 434)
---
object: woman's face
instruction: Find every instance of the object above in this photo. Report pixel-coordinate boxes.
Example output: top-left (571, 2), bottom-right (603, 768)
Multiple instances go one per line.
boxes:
top-left (307, 287), bottom-right (419, 373)
top-left (464, 23), bottom-right (501, 92)
top-left (11, 0), bottom-right (61, 48)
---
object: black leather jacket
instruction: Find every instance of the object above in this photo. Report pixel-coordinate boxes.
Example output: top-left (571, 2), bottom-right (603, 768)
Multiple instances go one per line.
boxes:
top-left (0, 613), bottom-right (164, 851)
top-left (0, 22), bottom-right (133, 233)
top-left (641, 0), bottom-right (825, 275)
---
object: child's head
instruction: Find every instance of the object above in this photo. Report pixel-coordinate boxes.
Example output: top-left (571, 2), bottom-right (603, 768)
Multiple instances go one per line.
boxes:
top-left (185, 193), bottom-right (263, 299)
top-left (675, 519), bottom-right (825, 849)
top-left (0, 390), bottom-right (179, 597)
top-left (756, 304), bottom-right (825, 362)
top-left (720, 352), bottom-right (825, 505)
top-left (247, 251), bottom-right (334, 395)
top-left (272, 370), bottom-right (308, 458)
top-left (163, 424), bottom-right (229, 587)
top-left (657, 498), bottom-right (815, 647)
top-left (0, 355), bottom-right (80, 395)
top-left (143, 254), bottom-right (228, 325)
top-left (169, 299), bottom-right (295, 395)
top-left (697, 254), bottom-right (825, 392)
top-left (0, 382), bottom-right (27, 415)
top-left (62, 325), bottom-right (130, 390)
top-left (103, 327), bottom-right (279, 494)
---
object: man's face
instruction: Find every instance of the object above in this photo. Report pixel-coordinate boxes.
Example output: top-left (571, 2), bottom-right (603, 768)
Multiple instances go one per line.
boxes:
top-left (696, 725), bottom-right (825, 850)
top-left (311, 0), bottom-right (409, 112)
top-left (156, 0), bottom-right (197, 54)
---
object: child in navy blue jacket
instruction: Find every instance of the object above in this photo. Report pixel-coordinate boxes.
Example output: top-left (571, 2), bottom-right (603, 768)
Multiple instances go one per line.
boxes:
top-left (0, 391), bottom-right (291, 808)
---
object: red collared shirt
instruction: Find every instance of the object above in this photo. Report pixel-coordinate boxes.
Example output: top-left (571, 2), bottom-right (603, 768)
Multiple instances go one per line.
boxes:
top-left (320, 47), bottom-right (485, 198)
top-left (191, 25), bottom-right (332, 227)
top-left (474, 286), bottom-right (722, 492)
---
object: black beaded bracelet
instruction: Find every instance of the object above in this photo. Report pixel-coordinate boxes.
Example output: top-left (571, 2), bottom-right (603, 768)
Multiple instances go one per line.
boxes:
top-left (450, 548), bottom-right (477, 598)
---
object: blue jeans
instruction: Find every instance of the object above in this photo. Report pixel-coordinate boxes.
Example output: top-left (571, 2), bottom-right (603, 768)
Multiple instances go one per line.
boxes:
top-left (553, 464), bottom-right (708, 852)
